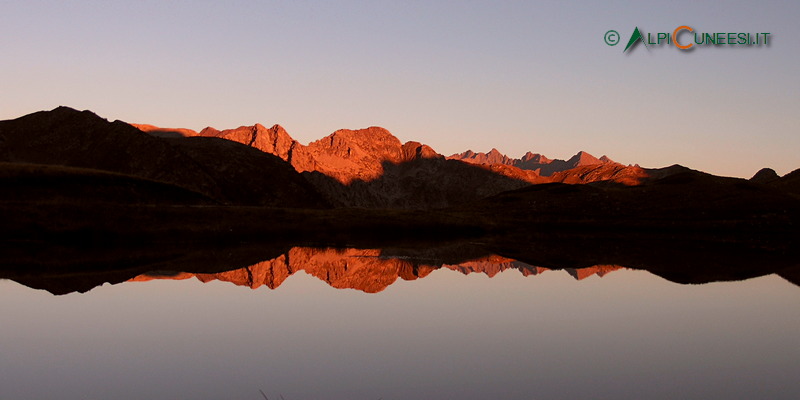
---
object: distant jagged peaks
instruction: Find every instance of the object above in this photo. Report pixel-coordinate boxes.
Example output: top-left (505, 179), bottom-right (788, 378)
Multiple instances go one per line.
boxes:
top-left (448, 148), bottom-right (616, 176)
top-left (521, 151), bottom-right (551, 164)
top-left (450, 148), bottom-right (515, 167)
top-left (474, 148), bottom-right (515, 165)
top-left (566, 150), bottom-right (602, 166)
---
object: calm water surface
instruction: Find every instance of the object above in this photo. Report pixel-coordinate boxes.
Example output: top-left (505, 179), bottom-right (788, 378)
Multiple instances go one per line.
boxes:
top-left (0, 252), bottom-right (798, 400)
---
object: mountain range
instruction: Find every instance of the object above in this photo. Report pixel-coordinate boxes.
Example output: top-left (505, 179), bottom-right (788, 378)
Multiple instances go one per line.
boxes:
top-left (4, 106), bottom-right (798, 211)
top-left (1, 106), bottom-right (799, 292)
top-left (134, 116), bottom-right (659, 207)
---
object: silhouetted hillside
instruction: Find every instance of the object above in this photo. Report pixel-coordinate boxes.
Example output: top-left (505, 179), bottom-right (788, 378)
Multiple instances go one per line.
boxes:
top-left (0, 107), bottom-right (327, 208)
top-left (162, 136), bottom-right (328, 208)
top-left (770, 168), bottom-right (800, 196)
top-left (462, 168), bottom-right (800, 236)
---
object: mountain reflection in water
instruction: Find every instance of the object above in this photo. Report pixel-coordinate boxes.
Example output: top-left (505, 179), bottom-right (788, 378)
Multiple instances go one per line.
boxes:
top-left (129, 248), bottom-right (624, 293)
top-left (1, 236), bottom-right (798, 295)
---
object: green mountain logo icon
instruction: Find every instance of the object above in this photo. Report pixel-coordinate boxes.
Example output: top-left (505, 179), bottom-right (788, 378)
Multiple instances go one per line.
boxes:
top-left (624, 27), bottom-right (648, 52)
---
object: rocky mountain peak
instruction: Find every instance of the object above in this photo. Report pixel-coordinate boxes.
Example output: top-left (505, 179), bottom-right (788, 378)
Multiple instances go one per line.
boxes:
top-left (323, 127), bottom-right (402, 150)
top-left (198, 123), bottom-right (298, 162)
top-left (567, 151), bottom-right (601, 166)
top-left (521, 152), bottom-right (550, 164)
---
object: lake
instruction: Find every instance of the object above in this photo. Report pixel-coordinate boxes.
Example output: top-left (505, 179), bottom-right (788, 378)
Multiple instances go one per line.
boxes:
top-left (0, 247), bottom-right (798, 400)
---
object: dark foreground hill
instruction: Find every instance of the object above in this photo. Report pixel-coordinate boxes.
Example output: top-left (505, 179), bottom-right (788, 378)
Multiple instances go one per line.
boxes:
top-left (769, 168), bottom-right (800, 196)
top-left (461, 168), bottom-right (800, 234)
top-left (0, 107), bottom-right (327, 208)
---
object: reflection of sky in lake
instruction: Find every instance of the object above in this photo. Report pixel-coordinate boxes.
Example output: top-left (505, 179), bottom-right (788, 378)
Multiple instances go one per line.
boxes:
top-left (1, 268), bottom-right (798, 400)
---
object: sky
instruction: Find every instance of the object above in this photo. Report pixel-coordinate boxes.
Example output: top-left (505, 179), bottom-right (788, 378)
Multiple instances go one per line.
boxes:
top-left (1, 0), bottom-right (798, 177)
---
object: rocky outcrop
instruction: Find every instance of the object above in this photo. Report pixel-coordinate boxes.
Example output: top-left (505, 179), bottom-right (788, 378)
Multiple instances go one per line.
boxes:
top-left (197, 124), bottom-right (317, 171)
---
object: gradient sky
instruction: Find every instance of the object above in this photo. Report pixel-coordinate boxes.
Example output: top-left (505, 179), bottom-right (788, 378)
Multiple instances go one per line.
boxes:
top-left (2, 0), bottom-right (798, 177)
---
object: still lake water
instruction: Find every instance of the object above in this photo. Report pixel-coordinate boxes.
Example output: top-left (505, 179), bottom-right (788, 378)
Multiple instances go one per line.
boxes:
top-left (0, 249), bottom-right (798, 400)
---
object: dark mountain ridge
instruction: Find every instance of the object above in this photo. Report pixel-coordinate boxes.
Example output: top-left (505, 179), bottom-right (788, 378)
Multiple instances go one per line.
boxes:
top-left (0, 107), bottom-right (327, 208)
